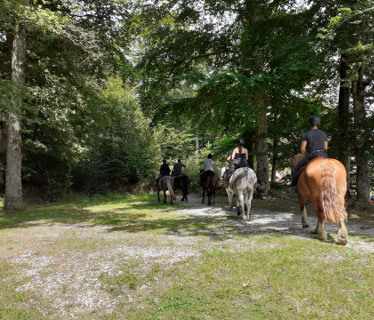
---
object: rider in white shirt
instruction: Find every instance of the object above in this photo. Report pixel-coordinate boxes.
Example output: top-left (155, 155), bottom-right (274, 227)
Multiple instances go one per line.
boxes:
top-left (200, 154), bottom-right (215, 185)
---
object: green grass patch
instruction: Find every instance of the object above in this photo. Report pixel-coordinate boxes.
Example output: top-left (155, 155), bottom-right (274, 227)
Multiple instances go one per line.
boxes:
top-left (120, 237), bottom-right (374, 320)
top-left (0, 193), bottom-right (183, 229)
top-left (0, 263), bottom-right (45, 319)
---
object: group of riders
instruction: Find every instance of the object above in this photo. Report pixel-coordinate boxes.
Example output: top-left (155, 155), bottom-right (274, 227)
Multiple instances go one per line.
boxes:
top-left (155, 139), bottom-right (250, 188)
top-left (156, 114), bottom-right (327, 193)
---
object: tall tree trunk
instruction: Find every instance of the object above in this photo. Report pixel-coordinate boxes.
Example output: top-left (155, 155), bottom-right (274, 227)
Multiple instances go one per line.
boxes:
top-left (255, 104), bottom-right (270, 197)
top-left (245, 1), bottom-right (270, 197)
top-left (352, 66), bottom-right (370, 203)
top-left (337, 54), bottom-right (351, 187)
top-left (271, 132), bottom-right (279, 183)
top-left (4, 19), bottom-right (27, 210)
top-left (0, 122), bottom-right (7, 193)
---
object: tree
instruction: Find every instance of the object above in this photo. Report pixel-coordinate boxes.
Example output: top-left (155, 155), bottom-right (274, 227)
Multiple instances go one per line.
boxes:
top-left (317, 3), bottom-right (374, 202)
top-left (3, 0), bottom-right (28, 209)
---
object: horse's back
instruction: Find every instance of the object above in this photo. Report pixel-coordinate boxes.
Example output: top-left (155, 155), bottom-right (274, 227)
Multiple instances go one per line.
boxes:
top-left (299, 158), bottom-right (347, 201)
top-left (229, 167), bottom-right (257, 192)
top-left (160, 175), bottom-right (173, 188)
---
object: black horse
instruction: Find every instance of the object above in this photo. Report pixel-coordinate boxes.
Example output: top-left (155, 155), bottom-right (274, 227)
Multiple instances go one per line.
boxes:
top-left (200, 170), bottom-right (216, 206)
top-left (173, 173), bottom-right (190, 202)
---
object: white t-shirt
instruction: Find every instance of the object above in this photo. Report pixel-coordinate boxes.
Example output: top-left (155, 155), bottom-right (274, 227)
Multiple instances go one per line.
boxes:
top-left (204, 159), bottom-right (214, 172)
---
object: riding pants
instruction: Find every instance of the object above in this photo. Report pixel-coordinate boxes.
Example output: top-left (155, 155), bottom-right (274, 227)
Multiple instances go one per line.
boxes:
top-left (291, 151), bottom-right (328, 186)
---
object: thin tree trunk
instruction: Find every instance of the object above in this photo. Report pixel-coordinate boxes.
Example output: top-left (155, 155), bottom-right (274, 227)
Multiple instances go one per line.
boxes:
top-left (271, 133), bottom-right (279, 183)
top-left (337, 54), bottom-right (351, 188)
top-left (4, 19), bottom-right (27, 210)
top-left (0, 122), bottom-right (7, 193)
top-left (255, 105), bottom-right (270, 197)
top-left (245, 1), bottom-right (270, 197)
top-left (352, 66), bottom-right (370, 203)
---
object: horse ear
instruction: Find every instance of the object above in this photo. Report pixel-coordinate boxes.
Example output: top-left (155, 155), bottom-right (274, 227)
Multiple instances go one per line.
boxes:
top-left (290, 152), bottom-right (294, 159)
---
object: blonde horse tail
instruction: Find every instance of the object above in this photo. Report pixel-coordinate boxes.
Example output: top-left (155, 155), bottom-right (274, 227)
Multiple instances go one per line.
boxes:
top-left (320, 162), bottom-right (348, 223)
top-left (167, 178), bottom-right (177, 200)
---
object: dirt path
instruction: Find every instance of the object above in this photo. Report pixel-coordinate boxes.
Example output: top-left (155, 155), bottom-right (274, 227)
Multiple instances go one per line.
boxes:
top-left (174, 193), bottom-right (374, 252)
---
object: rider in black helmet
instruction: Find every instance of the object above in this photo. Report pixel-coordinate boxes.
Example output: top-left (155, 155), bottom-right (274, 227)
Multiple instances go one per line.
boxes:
top-left (287, 115), bottom-right (328, 193)
top-left (156, 159), bottom-right (171, 186)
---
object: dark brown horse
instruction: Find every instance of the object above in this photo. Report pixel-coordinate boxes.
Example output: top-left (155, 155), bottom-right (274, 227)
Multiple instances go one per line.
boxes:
top-left (292, 154), bottom-right (348, 245)
top-left (201, 171), bottom-right (216, 206)
top-left (157, 175), bottom-right (177, 204)
top-left (173, 173), bottom-right (189, 202)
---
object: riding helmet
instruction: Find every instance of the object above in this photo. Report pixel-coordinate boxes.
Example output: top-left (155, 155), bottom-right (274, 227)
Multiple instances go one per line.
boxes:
top-left (238, 138), bottom-right (245, 146)
top-left (308, 115), bottom-right (321, 127)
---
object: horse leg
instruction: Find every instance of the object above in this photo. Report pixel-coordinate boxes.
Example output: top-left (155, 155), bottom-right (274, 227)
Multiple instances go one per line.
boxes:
top-left (201, 188), bottom-right (205, 204)
top-left (298, 195), bottom-right (309, 228)
top-left (163, 191), bottom-right (166, 204)
top-left (237, 190), bottom-right (246, 224)
top-left (337, 220), bottom-right (348, 245)
top-left (301, 205), bottom-right (310, 228)
top-left (236, 196), bottom-right (240, 216)
top-left (316, 216), bottom-right (327, 241)
top-left (157, 190), bottom-right (160, 202)
top-left (245, 190), bottom-right (254, 222)
top-left (207, 187), bottom-right (212, 206)
top-left (227, 189), bottom-right (234, 209)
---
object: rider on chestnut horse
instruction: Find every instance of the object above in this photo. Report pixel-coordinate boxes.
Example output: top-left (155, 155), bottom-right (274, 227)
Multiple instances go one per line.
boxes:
top-left (287, 115), bottom-right (328, 193)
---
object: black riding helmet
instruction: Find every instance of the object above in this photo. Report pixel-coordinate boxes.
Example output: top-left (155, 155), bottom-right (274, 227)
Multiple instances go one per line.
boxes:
top-left (238, 138), bottom-right (245, 146)
top-left (309, 115), bottom-right (321, 127)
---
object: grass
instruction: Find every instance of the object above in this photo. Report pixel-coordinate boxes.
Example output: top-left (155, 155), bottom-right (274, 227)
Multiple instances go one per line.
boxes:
top-left (121, 238), bottom-right (374, 320)
top-left (0, 192), bottom-right (373, 319)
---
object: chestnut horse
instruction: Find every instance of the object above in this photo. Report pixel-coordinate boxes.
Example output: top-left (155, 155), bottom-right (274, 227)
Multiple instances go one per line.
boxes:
top-left (292, 154), bottom-right (348, 245)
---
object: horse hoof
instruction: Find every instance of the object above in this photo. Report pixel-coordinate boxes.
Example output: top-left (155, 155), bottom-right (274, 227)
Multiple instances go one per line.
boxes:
top-left (302, 225), bottom-right (309, 229)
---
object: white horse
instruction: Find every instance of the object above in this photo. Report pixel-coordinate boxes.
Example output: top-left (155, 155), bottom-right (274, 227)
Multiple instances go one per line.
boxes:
top-left (220, 167), bottom-right (257, 224)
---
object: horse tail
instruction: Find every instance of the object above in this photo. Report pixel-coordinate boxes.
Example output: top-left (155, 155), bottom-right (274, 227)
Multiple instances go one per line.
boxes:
top-left (320, 161), bottom-right (348, 223)
top-left (167, 177), bottom-right (177, 200)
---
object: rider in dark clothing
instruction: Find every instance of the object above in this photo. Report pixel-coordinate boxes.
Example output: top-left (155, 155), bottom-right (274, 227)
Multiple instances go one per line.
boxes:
top-left (160, 160), bottom-right (171, 176)
top-left (232, 139), bottom-right (249, 170)
top-left (172, 159), bottom-right (186, 177)
top-left (156, 159), bottom-right (171, 186)
top-left (288, 115), bottom-right (328, 192)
